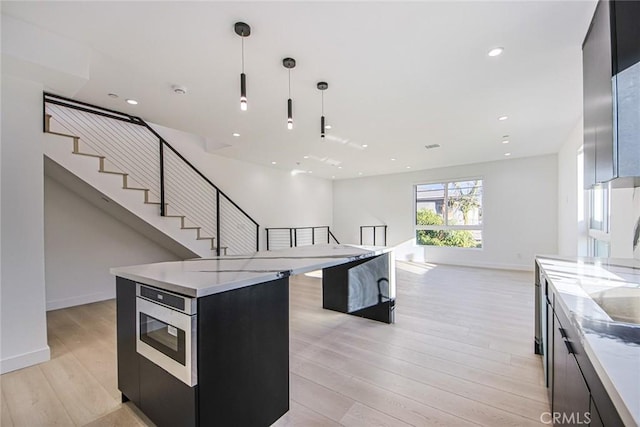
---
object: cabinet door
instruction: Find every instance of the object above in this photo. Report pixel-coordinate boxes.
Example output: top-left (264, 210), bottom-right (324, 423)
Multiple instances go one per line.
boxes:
top-left (552, 313), bottom-right (591, 426)
top-left (583, 0), bottom-right (615, 185)
top-left (590, 398), bottom-right (605, 427)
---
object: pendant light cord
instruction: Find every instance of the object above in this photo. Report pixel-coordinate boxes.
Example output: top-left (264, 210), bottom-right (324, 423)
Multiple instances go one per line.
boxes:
top-left (288, 69), bottom-right (291, 98)
top-left (241, 35), bottom-right (245, 73)
top-left (321, 90), bottom-right (324, 115)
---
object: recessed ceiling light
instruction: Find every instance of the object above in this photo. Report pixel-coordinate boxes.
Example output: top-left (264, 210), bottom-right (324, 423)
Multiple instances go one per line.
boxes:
top-left (502, 140), bottom-right (510, 144)
top-left (488, 47), bottom-right (504, 57)
top-left (498, 115), bottom-right (508, 121)
top-left (108, 93), bottom-right (118, 98)
top-left (303, 155), bottom-right (309, 159)
top-left (362, 144), bottom-right (368, 148)
top-left (391, 158), bottom-right (396, 161)
top-left (504, 152), bottom-right (511, 156)
top-left (406, 166), bottom-right (411, 169)
top-left (325, 125), bottom-right (332, 129)
top-left (332, 176), bottom-right (335, 179)
top-left (271, 161), bottom-right (277, 165)
top-left (358, 172), bottom-right (363, 175)
top-left (172, 85), bottom-right (187, 95)
top-left (308, 171), bottom-right (313, 174)
top-left (126, 99), bottom-right (138, 105)
top-left (338, 166), bottom-right (343, 169)
top-left (233, 133), bottom-right (240, 137)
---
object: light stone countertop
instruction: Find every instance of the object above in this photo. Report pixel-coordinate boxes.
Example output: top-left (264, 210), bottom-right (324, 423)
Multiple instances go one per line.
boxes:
top-left (111, 244), bottom-right (391, 298)
top-left (536, 256), bottom-right (640, 427)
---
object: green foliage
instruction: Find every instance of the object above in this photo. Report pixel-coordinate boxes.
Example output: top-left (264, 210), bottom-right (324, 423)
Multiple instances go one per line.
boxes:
top-left (416, 208), bottom-right (479, 248)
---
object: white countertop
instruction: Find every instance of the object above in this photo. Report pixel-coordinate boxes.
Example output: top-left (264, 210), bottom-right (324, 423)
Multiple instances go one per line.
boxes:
top-left (111, 244), bottom-right (391, 298)
top-left (536, 256), bottom-right (640, 427)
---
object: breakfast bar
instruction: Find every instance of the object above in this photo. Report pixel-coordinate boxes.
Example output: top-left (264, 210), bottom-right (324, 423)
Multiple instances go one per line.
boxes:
top-left (110, 244), bottom-right (395, 427)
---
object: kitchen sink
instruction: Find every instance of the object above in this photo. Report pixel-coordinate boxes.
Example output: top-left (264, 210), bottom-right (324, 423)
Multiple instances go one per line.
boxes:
top-left (589, 287), bottom-right (640, 324)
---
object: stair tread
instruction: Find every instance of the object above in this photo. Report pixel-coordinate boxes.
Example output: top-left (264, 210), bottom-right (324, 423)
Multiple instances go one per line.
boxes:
top-left (100, 170), bottom-right (128, 176)
top-left (182, 226), bottom-right (200, 230)
top-left (47, 130), bottom-right (79, 139)
top-left (124, 186), bottom-right (148, 191)
top-left (74, 151), bottom-right (104, 159)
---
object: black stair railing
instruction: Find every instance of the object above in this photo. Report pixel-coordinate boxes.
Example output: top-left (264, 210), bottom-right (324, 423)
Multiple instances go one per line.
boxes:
top-left (360, 225), bottom-right (387, 246)
top-left (265, 226), bottom-right (340, 251)
top-left (43, 92), bottom-right (259, 255)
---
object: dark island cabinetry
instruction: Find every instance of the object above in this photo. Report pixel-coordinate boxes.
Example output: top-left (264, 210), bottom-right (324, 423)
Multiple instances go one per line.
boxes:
top-left (116, 276), bottom-right (289, 427)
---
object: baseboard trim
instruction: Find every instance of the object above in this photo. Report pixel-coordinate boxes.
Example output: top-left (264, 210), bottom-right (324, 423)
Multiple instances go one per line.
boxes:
top-left (46, 290), bottom-right (114, 311)
top-left (397, 259), bottom-right (533, 272)
top-left (0, 346), bottom-right (51, 374)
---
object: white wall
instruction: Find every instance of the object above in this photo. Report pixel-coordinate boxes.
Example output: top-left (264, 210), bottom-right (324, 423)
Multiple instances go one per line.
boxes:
top-left (1, 75), bottom-right (50, 373)
top-left (44, 176), bottom-right (181, 310)
top-left (633, 188), bottom-right (640, 260)
top-left (557, 119), bottom-right (588, 256)
top-left (333, 154), bottom-right (558, 271)
top-left (151, 123), bottom-right (334, 250)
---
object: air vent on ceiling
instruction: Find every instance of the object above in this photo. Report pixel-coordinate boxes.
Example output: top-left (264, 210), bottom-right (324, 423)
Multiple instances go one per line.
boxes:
top-left (425, 144), bottom-right (441, 149)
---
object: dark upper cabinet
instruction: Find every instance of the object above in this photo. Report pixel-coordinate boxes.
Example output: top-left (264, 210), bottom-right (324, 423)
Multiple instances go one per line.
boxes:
top-left (611, 0), bottom-right (640, 74)
top-left (583, 0), bottom-right (640, 188)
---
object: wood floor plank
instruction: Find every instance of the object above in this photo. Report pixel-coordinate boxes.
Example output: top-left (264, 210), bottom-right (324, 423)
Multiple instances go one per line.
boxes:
top-left (340, 402), bottom-right (413, 427)
top-left (291, 354), bottom-right (479, 427)
top-left (1, 365), bottom-right (75, 426)
top-left (272, 401), bottom-right (341, 427)
top-left (1, 387), bottom-right (15, 427)
top-left (82, 402), bottom-right (152, 427)
top-left (39, 350), bottom-right (120, 426)
top-left (290, 373), bottom-right (355, 422)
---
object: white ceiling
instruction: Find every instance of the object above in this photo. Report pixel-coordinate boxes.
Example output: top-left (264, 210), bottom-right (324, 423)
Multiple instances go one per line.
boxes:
top-left (3, 1), bottom-right (596, 179)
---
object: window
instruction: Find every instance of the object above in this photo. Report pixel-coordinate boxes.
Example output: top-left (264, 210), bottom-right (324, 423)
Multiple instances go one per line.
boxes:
top-left (415, 179), bottom-right (483, 248)
top-left (587, 183), bottom-right (611, 257)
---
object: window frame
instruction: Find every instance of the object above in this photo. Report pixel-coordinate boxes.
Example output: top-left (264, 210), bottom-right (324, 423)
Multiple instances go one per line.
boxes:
top-left (414, 177), bottom-right (484, 248)
top-left (587, 182), bottom-right (611, 257)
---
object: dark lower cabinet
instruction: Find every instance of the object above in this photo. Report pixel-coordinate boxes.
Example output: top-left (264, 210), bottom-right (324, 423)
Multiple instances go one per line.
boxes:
top-left (552, 312), bottom-right (591, 426)
top-left (541, 275), bottom-right (625, 427)
top-left (590, 398), bottom-right (605, 427)
top-left (139, 357), bottom-right (197, 427)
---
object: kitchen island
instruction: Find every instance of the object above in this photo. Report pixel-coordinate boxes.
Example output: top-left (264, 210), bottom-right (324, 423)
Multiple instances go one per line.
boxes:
top-left (535, 256), bottom-right (640, 427)
top-left (110, 244), bottom-right (395, 427)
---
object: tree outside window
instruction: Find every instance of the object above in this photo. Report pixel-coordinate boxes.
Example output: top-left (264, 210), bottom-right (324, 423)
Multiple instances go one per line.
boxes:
top-left (415, 179), bottom-right (483, 248)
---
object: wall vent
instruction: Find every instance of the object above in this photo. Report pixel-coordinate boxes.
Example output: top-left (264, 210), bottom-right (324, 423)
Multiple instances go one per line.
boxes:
top-left (425, 144), bottom-right (441, 149)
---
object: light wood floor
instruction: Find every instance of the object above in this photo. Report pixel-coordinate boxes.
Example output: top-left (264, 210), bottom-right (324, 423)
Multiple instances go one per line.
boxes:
top-left (1, 262), bottom-right (549, 426)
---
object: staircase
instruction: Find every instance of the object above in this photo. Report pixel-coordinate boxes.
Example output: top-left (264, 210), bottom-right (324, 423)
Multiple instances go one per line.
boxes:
top-left (42, 93), bottom-right (259, 258)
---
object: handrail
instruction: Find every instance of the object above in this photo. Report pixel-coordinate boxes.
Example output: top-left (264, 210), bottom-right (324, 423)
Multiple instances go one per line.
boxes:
top-left (328, 230), bottom-right (340, 245)
top-left (43, 92), bottom-right (259, 254)
top-left (359, 225), bottom-right (387, 246)
top-left (44, 93), bottom-right (259, 228)
top-left (265, 226), bottom-right (340, 250)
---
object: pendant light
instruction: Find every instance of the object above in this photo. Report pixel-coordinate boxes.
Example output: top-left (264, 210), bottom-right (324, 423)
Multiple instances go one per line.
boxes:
top-left (283, 58), bottom-right (296, 130)
top-left (234, 22), bottom-right (251, 111)
top-left (317, 82), bottom-right (328, 138)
